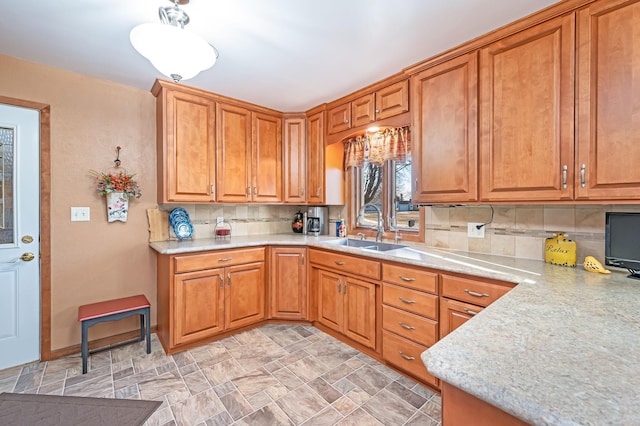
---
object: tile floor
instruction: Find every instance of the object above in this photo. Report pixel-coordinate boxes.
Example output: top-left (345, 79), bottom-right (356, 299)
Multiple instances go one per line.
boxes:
top-left (0, 324), bottom-right (442, 425)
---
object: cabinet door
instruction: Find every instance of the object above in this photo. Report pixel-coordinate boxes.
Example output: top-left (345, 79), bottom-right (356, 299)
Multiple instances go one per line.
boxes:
top-left (217, 102), bottom-right (252, 202)
top-left (352, 94), bottom-right (375, 127)
top-left (343, 276), bottom-right (377, 349)
top-left (576, 0), bottom-right (640, 200)
top-left (316, 268), bottom-right (342, 333)
top-left (162, 90), bottom-right (216, 203)
top-left (306, 111), bottom-right (325, 204)
top-left (252, 112), bottom-right (282, 202)
top-left (412, 53), bottom-right (478, 203)
top-left (439, 298), bottom-right (483, 339)
top-left (283, 117), bottom-right (307, 203)
top-left (327, 102), bottom-right (351, 134)
top-left (270, 247), bottom-right (307, 319)
top-left (479, 14), bottom-right (575, 201)
top-left (375, 80), bottom-right (409, 120)
top-left (173, 268), bottom-right (225, 345)
top-left (225, 262), bottom-right (265, 330)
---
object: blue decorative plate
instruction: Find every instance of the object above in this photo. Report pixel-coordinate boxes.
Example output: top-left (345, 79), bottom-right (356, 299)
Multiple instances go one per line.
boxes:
top-left (174, 221), bottom-right (193, 240)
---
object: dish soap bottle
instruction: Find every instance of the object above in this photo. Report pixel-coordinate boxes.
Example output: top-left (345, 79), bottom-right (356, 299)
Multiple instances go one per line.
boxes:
top-left (545, 232), bottom-right (577, 267)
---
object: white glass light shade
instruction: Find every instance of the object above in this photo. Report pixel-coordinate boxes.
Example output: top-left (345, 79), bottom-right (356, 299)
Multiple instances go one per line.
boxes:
top-left (130, 23), bottom-right (217, 82)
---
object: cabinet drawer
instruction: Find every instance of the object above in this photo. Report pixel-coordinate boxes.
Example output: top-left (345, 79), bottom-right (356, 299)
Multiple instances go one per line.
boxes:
top-left (382, 283), bottom-right (437, 320)
top-left (174, 248), bottom-right (265, 273)
top-left (382, 305), bottom-right (437, 347)
top-left (441, 274), bottom-right (513, 307)
top-left (382, 263), bottom-right (437, 293)
top-left (309, 249), bottom-right (380, 280)
top-left (382, 330), bottom-right (438, 388)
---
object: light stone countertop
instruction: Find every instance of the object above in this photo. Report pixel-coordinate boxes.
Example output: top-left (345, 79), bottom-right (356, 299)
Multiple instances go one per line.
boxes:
top-left (150, 234), bottom-right (640, 425)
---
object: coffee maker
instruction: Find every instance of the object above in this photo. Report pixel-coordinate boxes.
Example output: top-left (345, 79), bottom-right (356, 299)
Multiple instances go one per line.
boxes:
top-left (305, 206), bottom-right (329, 236)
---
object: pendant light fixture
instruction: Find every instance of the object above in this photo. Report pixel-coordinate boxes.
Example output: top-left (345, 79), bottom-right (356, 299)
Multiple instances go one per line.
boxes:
top-left (130, 0), bottom-right (218, 83)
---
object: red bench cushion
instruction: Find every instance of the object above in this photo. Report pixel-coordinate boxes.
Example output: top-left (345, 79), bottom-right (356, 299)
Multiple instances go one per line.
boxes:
top-left (78, 295), bottom-right (150, 321)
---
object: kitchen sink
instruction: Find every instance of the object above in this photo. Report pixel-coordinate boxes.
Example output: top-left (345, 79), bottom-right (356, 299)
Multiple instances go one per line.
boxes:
top-left (324, 238), bottom-right (407, 252)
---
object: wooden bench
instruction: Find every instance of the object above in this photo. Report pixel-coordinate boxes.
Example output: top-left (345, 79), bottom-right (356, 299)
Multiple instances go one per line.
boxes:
top-left (78, 294), bottom-right (151, 374)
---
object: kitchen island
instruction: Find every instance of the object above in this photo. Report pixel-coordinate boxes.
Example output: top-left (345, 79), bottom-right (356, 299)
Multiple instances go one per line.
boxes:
top-left (150, 234), bottom-right (640, 425)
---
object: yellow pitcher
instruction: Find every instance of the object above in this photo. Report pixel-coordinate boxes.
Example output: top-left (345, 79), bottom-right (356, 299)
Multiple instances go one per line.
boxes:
top-left (545, 232), bottom-right (577, 267)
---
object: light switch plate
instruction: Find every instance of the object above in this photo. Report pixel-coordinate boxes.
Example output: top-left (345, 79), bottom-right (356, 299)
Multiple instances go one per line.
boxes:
top-left (71, 207), bottom-right (90, 222)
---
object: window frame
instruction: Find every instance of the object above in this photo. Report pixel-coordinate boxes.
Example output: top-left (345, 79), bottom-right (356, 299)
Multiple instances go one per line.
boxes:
top-left (347, 159), bottom-right (424, 243)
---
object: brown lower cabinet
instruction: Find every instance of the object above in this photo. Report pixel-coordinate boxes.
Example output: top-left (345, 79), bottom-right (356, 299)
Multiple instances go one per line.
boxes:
top-left (269, 247), bottom-right (307, 320)
top-left (442, 382), bottom-right (529, 426)
top-left (381, 262), bottom-right (440, 387)
top-left (156, 247), bottom-right (266, 352)
top-left (314, 267), bottom-right (377, 350)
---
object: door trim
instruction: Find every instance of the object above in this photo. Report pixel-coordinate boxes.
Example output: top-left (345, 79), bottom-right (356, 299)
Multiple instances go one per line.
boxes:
top-left (0, 95), bottom-right (51, 362)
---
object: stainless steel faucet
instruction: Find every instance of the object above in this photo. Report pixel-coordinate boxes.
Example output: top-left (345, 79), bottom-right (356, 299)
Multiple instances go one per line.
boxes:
top-left (360, 204), bottom-right (383, 242)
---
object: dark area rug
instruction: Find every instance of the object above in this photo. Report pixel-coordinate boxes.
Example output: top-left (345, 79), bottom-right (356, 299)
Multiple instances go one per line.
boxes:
top-left (0, 392), bottom-right (162, 426)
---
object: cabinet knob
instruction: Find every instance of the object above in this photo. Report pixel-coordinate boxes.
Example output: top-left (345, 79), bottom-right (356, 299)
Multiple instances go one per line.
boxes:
top-left (344, 119), bottom-right (349, 123)
top-left (375, 109), bottom-right (380, 113)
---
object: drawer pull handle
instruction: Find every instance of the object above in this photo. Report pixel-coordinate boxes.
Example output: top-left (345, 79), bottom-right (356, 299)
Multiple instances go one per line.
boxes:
top-left (398, 275), bottom-right (416, 282)
top-left (335, 261), bottom-right (346, 265)
top-left (399, 297), bottom-right (416, 304)
top-left (398, 322), bottom-right (416, 330)
top-left (464, 289), bottom-right (489, 298)
top-left (218, 257), bottom-right (233, 262)
top-left (399, 352), bottom-right (415, 361)
top-left (463, 308), bottom-right (478, 316)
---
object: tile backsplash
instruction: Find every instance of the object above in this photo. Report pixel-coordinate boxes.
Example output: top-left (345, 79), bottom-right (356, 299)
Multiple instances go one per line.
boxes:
top-left (161, 203), bottom-right (640, 263)
top-left (422, 204), bottom-right (640, 262)
top-left (161, 204), bottom-right (309, 238)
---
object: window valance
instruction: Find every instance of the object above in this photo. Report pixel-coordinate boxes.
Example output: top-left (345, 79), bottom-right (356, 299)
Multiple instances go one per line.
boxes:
top-left (343, 126), bottom-right (410, 169)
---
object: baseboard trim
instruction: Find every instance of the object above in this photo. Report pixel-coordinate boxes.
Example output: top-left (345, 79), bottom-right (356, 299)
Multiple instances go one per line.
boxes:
top-left (49, 326), bottom-right (158, 360)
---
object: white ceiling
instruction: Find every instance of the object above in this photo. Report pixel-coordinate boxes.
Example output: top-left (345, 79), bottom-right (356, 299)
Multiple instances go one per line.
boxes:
top-left (1, 0), bottom-right (559, 112)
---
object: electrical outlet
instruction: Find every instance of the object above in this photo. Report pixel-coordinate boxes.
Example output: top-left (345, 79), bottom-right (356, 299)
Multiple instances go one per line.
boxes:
top-left (216, 216), bottom-right (224, 225)
top-left (71, 207), bottom-right (90, 222)
top-left (467, 222), bottom-right (485, 238)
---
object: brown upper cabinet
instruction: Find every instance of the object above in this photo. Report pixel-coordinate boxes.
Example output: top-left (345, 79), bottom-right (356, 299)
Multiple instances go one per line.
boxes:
top-left (478, 13), bottom-right (575, 202)
top-left (327, 80), bottom-right (409, 134)
top-left (216, 103), bottom-right (282, 203)
top-left (412, 52), bottom-right (478, 204)
top-left (283, 116), bottom-right (307, 203)
top-left (153, 82), bottom-right (217, 203)
top-left (306, 109), bottom-right (325, 204)
top-left (575, 0), bottom-right (640, 200)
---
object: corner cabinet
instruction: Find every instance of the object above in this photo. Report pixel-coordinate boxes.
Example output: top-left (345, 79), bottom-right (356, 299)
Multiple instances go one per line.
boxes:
top-left (575, 0), bottom-right (640, 200)
top-left (152, 81), bottom-right (217, 203)
top-left (156, 247), bottom-right (266, 352)
top-left (269, 247), bottom-right (307, 320)
top-left (411, 52), bottom-right (478, 203)
top-left (306, 109), bottom-right (325, 204)
top-left (478, 14), bottom-right (575, 202)
top-left (283, 116), bottom-right (307, 203)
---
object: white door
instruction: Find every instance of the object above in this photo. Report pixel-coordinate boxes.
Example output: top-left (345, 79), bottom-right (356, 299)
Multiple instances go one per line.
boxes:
top-left (0, 104), bottom-right (40, 369)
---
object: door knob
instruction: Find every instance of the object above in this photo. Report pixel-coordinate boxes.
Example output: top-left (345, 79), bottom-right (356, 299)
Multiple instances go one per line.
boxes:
top-left (22, 235), bottom-right (34, 244)
top-left (21, 252), bottom-right (35, 262)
